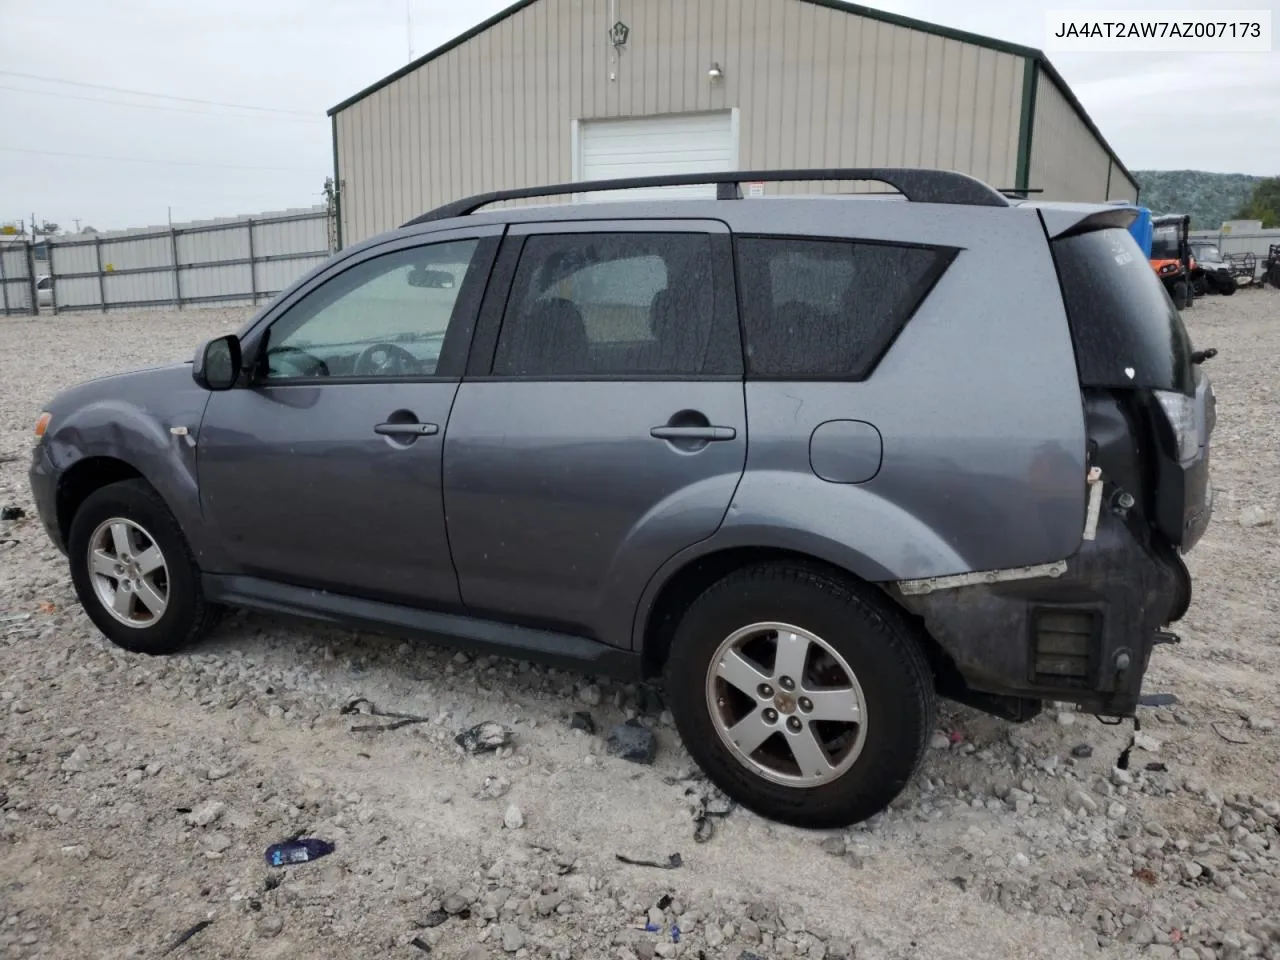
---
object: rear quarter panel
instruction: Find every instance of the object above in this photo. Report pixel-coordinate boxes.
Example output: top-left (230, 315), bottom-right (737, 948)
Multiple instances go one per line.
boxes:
top-left (638, 200), bottom-right (1087, 633)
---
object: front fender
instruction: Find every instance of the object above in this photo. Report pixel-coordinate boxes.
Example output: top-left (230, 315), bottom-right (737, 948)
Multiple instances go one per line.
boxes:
top-left (42, 366), bottom-right (225, 568)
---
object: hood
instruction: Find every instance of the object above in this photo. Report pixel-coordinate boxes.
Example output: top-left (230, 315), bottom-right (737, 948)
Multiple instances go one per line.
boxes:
top-left (42, 360), bottom-right (200, 421)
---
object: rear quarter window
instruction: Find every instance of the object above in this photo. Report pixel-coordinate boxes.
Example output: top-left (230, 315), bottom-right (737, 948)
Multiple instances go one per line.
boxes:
top-left (733, 236), bottom-right (955, 380)
top-left (1050, 227), bottom-right (1194, 395)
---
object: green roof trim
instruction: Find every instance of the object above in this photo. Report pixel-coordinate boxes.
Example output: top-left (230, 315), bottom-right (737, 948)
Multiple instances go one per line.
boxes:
top-left (1015, 57), bottom-right (1039, 193)
top-left (325, 0), bottom-right (1137, 198)
top-left (331, 113), bottom-right (343, 250)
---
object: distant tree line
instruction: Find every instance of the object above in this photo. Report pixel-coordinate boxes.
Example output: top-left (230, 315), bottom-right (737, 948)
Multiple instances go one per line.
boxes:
top-left (1234, 178), bottom-right (1280, 228)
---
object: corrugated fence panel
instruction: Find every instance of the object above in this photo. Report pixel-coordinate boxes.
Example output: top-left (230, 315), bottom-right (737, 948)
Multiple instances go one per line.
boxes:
top-left (179, 225), bottom-right (249, 266)
top-left (254, 217), bottom-right (329, 258)
top-left (54, 277), bottom-right (102, 310)
top-left (39, 207), bottom-right (332, 312)
top-left (180, 264), bottom-right (253, 300)
top-left (50, 242), bottom-right (98, 277)
top-left (1, 243), bottom-right (35, 314)
top-left (99, 235), bottom-right (171, 272)
top-left (256, 255), bottom-right (329, 295)
top-left (104, 269), bottom-right (177, 307)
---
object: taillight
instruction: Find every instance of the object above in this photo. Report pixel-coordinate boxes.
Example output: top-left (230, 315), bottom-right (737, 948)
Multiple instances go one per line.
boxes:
top-left (1152, 390), bottom-right (1199, 462)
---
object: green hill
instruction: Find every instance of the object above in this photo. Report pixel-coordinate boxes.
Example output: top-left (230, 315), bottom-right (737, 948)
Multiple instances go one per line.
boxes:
top-left (1134, 170), bottom-right (1264, 230)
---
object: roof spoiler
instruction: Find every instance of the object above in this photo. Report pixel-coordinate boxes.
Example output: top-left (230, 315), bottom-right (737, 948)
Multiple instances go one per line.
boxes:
top-left (403, 167), bottom-right (1010, 225)
top-left (1031, 204), bottom-right (1139, 239)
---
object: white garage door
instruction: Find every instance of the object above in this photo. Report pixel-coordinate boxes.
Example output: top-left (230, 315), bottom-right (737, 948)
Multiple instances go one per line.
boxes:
top-left (575, 111), bottom-right (737, 202)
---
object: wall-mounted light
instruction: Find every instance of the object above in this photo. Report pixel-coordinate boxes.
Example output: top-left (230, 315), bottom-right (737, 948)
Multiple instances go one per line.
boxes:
top-left (708, 62), bottom-right (724, 81)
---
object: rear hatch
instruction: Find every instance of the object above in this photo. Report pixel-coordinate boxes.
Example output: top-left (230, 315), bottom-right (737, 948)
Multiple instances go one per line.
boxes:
top-left (1045, 215), bottom-right (1214, 552)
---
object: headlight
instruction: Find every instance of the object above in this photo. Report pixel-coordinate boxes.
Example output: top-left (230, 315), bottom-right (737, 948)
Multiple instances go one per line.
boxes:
top-left (34, 412), bottom-right (51, 439)
top-left (1159, 263), bottom-right (1178, 276)
top-left (1153, 390), bottom-right (1199, 462)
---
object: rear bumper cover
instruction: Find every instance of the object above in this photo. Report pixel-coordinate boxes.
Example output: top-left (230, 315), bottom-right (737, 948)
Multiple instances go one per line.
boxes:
top-left (894, 510), bottom-right (1191, 717)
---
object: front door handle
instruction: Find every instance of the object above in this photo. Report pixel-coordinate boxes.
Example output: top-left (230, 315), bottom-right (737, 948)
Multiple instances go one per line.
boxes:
top-left (650, 425), bottom-right (737, 442)
top-left (375, 422), bottom-right (439, 437)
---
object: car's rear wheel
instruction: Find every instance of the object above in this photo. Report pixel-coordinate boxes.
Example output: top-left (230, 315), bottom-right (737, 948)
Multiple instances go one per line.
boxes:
top-left (664, 562), bottom-right (936, 829)
top-left (67, 479), bottom-right (216, 655)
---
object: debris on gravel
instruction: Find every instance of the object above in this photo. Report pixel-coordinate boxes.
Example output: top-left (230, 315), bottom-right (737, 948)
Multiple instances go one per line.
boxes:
top-left (455, 721), bottom-right (513, 754)
top-left (502, 803), bottom-right (524, 829)
top-left (2, 296), bottom-right (1279, 958)
top-left (607, 719), bottom-right (658, 764)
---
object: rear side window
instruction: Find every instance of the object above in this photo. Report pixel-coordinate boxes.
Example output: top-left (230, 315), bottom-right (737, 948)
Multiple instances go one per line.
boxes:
top-left (734, 236), bottom-right (955, 379)
top-left (492, 232), bottom-right (740, 377)
top-left (1051, 228), bottom-right (1193, 395)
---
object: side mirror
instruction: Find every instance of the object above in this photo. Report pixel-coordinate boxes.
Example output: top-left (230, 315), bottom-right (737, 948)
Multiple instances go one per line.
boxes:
top-left (192, 334), bottom-right (242, 391)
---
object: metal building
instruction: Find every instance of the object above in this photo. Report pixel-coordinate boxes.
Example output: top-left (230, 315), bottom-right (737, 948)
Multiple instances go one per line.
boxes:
top-left (328, 0), bottom-right (1137, 247)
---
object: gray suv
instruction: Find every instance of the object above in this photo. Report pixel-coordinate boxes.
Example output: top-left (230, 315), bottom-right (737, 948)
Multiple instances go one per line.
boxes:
top-left (28, 169), bottom-right (1215, 828)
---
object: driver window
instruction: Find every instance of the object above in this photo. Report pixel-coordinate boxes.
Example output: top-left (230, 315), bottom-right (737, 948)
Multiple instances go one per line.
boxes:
top-left (262, 238), bottom-right (480, 380)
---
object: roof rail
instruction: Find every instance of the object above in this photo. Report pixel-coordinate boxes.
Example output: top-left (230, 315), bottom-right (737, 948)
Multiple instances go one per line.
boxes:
top-left (403, 167), bottom-right (1009, 226)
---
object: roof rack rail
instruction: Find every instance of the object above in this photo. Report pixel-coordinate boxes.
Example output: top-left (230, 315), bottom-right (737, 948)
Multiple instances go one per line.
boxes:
top-left (404, 167), bottom-right (1009, 226)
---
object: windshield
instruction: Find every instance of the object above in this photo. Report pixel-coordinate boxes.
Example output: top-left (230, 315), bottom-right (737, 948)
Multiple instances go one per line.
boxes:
top-left (1051, 227), bottom-right (1194, 395)
top-left (1151, 225), bottom-right (1181, 260)
top-left (1192, 244), bottom-right (1221, 261)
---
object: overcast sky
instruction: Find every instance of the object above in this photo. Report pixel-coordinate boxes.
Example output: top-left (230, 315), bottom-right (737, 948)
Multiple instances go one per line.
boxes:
top-left (1, 0), bottom-right (1276, 232)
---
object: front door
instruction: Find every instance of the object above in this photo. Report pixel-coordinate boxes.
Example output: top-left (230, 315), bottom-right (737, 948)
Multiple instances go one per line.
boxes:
top-left (443, 221), bottom-right (746, 646)
top-left (197, 227), bottom-right (500, 608)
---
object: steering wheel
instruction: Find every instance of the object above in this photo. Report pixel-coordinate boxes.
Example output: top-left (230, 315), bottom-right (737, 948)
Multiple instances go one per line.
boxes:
top-left (268, 345), bottom-right (330, 378)
top-left (354, 342), bottom-right (423, 377)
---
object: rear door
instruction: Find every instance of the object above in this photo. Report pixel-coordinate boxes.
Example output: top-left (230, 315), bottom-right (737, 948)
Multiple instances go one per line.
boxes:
top-left (442, 220), bottom-right (745, 647)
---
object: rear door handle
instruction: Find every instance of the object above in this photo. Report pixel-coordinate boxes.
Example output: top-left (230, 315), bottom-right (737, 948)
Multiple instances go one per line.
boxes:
top-left (375, 422), bottom-right (439, 437)
top-left (650, 425), bottom-right (737, 442)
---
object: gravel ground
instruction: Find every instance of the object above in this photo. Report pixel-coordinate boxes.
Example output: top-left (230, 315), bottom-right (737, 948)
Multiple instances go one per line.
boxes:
top-left (1, 292), bottom-right (1278, 960)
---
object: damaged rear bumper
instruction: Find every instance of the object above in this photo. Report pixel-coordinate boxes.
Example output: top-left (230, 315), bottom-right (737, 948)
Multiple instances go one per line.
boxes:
top-left (892, 510), bottom-right (1190, 718)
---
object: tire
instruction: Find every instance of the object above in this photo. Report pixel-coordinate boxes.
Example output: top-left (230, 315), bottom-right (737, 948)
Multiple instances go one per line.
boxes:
top-left (1191, 276), bottom-right (1207, 297)
top-left (67, 479), bottom-right (217, 655)
top-left (1218, 276), bottom-right (1236, 296)
top-left (664, 562), bottom-right (936, 829)
top-left (1172, 281), bottom-right (1190, 309)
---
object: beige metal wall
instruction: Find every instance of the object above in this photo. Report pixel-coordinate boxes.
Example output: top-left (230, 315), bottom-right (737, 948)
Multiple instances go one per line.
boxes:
top-left (334, 0), bottom-right (1026, 245)
top-left (1107, 159), bottom-right (1139, 203)
top-left (1029, 74), bottom-right (1137, 203)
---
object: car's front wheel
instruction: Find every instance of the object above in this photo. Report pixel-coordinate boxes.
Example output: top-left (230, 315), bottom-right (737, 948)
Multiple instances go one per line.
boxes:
top-left (67, 479), bottom-right (217, 655)
top-left (664, 562), bottom-right (936, 829)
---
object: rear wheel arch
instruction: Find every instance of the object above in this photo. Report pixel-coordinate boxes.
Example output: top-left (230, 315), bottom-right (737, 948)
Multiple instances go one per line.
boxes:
top-left (639, 545), bottom-right (951, 683)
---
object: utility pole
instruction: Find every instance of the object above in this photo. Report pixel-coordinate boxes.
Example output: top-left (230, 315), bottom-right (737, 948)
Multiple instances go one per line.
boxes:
top-left (73, 218), bottom-right (81, 233)
top-left (407, 0), bottom-right (413, 61)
